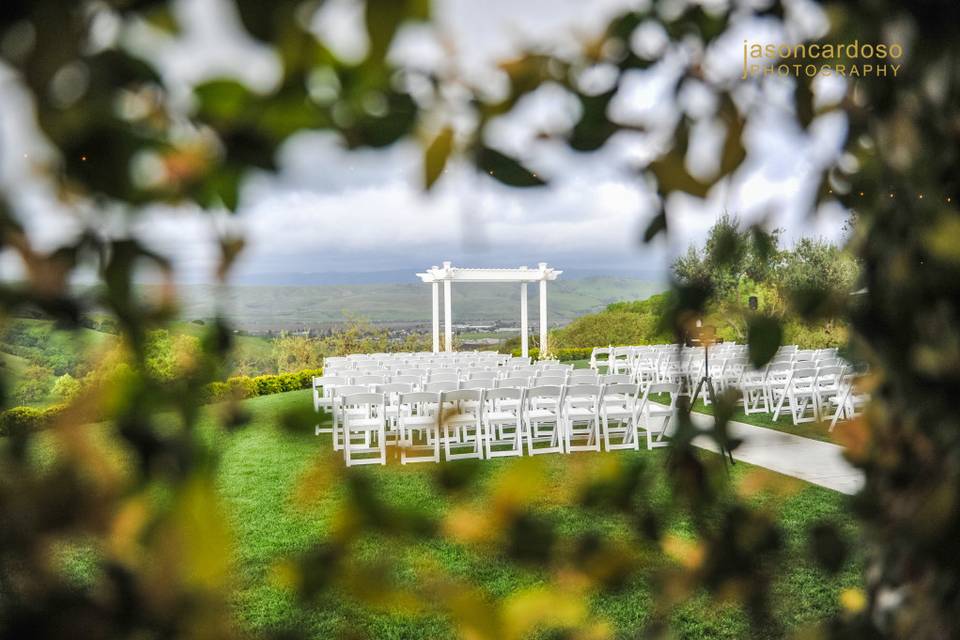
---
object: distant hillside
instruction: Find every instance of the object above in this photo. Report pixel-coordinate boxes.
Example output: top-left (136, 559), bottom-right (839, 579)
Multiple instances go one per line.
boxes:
top-left (167, 277), bottom-right (665, 331)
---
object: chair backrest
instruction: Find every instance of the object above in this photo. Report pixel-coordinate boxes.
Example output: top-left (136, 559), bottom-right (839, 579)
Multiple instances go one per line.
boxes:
top-left (817, 366), bottom-right (843, 387)
top-left (601, 374), bottom-right (632, 384)
top-left (332, 384), bottom-right (367, 398)
top-left (441, 389), bottom-right (483, 404)
top-left (399, 391), bottom-right (440, 405)
top-left (647, 382), bottom-right (678, 396)
top-left (569, 370), bottom-right (599, 382)
top-left (564, 383), bottom-right (603, 403)
top-left (353, 375), bottom-right (386, 385)
top-left (497, 377), bottom-right (529, 388)
top-left (604, 382), bottom-right (640, 399)
top-left (340, 392), bottom-right (385, 408)
top-left (391, 374), bottom-right (422, 386)
top-left (535, 375), bottom-right (567, 386)
top-left (313, 375), bottom-right (348, 389)
top-left (790, 367), bottom-right (818, 389)
top-left (468, 371), bottom-right (497, 381)
top-left (460, 379), bottom-right (494, 390)
top-left (525, 385), bottom-right (564, 400)
top-left (376, 382), bottom-right (413, 394)
top-left (424, 380), bottom-right (459, 393)
top-left (429, 371), bottom-right (459, 382)
top-left (484, 387), bottom-right (523, 402)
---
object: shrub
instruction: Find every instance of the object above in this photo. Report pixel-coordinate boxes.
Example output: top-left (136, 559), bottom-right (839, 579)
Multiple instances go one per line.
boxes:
top-left (52, 373), bottom-right (82, 402)
top-left (227, 376), bottom-right (257, 399)
top-left (205, 381), bottom-right (229, 403)
top-left (0, 405), bottom-right (64, 437)
top-left (252, 375), bottom-right (283, 396)
top-left (510, 347), bottom-right (592, 362)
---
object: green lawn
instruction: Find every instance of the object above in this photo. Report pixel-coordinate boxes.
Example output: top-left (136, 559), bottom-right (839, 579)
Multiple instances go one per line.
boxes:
top-left (34, 389), bottom-right (861, 638)
top-left (207, 391), bottom-right (859, 638)
top-left (680, 396), bottom-right (838, 444)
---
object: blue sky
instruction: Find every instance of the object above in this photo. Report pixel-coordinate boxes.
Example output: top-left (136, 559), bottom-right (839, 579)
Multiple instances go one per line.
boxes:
top-left (0, 0), bottom-right (852, 284)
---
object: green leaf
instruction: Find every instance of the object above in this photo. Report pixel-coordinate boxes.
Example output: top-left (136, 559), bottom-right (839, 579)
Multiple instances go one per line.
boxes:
top-left (365, 0), bottom-right (407, 63)
top-left (643, 212), bottom-right (667, 243)
top-left (795, 76), bottom-right (815, 129)
top-left (194, 80), bottom-right (256, 123)
top-left (424, 126), bottom-right (454, 190)
top-left (717, 96), bottom-right (746, 177)
top-left (568, 88), bottom-right (621, 152)
top-left (747, 314), bottom-right (782, 368)
top-left (648, 120), bottom-right (711, 198)
top-left (477, 147), bottom-right (546, 187)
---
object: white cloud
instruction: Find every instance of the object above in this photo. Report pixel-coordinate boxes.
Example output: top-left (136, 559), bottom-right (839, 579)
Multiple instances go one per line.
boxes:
top-left (0, 0), bottom-right (852, 287)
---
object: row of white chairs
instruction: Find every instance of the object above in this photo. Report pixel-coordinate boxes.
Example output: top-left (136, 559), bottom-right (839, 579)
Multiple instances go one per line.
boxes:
top-left (314, 380), bottom-right (680, 466)
top-left (589, 344), bottom-right (869, 429)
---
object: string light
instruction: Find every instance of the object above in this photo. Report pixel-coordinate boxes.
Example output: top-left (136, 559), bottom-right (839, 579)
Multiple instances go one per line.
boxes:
top-left (918, 193), bottom-right (924, 199)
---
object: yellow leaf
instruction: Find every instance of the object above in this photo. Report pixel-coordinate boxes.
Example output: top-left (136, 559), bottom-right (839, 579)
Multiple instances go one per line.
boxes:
top-left (171, 471), bottom-right (234, 590)
top-left (502, 586), bottom-right (588, 640)
top-left (840, 587), bottom-right (866, 614)
top-left (424, 126), bottom-right (454, 189)
top-left (662, 533), bottom-right (704, 570)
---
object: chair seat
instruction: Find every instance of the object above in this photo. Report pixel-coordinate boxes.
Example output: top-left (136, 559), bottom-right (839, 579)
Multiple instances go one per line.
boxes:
top-left (527, 409), bottom-right (559, 420)
top-left (486, 411), bottom-right (519, 422)
top-left (567, 408), bottom-right (598, 420)
top-left (444, 413), bottom-right (479, 426)
top-left (401, 416), bottom-right (437, 429)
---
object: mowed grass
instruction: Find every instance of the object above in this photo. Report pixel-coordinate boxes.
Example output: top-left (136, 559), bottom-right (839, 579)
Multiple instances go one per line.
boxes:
top-left (191, 390), bottom-right (862, 639)
top-left (680, 396), bottom-right (840, 444)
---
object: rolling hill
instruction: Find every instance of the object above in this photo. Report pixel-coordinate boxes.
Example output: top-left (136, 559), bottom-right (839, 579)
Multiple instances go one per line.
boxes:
top-left (167, 277), bottom-right (666, 331)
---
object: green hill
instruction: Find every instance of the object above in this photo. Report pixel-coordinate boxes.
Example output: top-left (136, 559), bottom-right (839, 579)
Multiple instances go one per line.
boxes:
top-left (167, 277), bottom-right (665, 331)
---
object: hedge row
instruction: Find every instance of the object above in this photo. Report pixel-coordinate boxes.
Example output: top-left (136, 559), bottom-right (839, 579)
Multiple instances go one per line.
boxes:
top-left (0, 404), bottom-right (67, 437)
top-left (509, 347), bottom-right (593, 362)
top-left (203, 368), bottom-right (324, 402)
top-left (0, 368), bottom-right (325, 437)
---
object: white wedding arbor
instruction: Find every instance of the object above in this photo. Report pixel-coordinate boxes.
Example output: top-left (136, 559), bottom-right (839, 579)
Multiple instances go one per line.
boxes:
top-left (416, 262), bottom-right (562, 357)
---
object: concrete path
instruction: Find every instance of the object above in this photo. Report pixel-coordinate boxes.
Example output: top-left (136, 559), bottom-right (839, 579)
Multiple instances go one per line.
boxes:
top-left (667, 409), bottom-right (864, 495)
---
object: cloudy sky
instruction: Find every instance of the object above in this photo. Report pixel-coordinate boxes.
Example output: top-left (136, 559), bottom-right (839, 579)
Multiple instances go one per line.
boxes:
top-left (0, 0), bottom-right (851, 284)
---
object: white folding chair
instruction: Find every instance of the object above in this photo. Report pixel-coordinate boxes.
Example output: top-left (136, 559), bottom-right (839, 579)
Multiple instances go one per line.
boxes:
top-left (398, 391), bottom-right (441, 464)
top-left (439, 389), bottom-right (484, 460)
top-left (312, 376), bottom-right (348, 435)
top-left (639, 382), bottom-right (678, 449)
top-left (773, 367), bottom-right (820, 424)
top-left (600, 382), bottom-right (642, 450)
top-left (330, 384), bottom-right (368, 450)
top-left (483, 387), bottom-right (524, 458)
top-left (523, 386), bottom-right (566, 455)
top-left (563, 384), bottom-right (603, 453)
top-left (341, 392), bottom-right (387, 466)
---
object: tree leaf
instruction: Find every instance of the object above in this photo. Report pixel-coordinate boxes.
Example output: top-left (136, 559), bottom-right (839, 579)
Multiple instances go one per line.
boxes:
top-left (747, 314), bottom-right (782, 368)
top-left (717, 96), bottom-right (746, 177)
top-left (424, 126), bottom-right (454, 190)
top-left (477, 147), bottom-right (546, 187)
top-left (365, 0), bottom-right (408, 63)
top-left (568, 88), bottom-right (621, 152)
top-left (648, 120), bottom-right (711, 198)
top-left (643, 212), bottom-right (667, 243)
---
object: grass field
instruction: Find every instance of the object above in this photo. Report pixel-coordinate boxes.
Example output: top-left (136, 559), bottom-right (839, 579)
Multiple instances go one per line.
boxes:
top-left (683, 397), bottom-right (838, 444)
top-left (30, 389), bottom-right (861, 638)
top-left (162, 390), bottom-right (860, 638)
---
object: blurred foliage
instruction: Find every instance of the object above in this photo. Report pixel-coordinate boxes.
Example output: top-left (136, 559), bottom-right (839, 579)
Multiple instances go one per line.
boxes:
top-left (672, 215), bottom-right (859, 348)
top-left (0, 0), bottom-right (957, 638)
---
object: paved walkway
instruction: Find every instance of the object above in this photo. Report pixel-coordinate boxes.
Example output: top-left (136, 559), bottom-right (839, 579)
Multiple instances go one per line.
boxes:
top-left (667, 409), bottom-right (864, 495)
